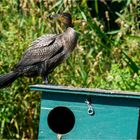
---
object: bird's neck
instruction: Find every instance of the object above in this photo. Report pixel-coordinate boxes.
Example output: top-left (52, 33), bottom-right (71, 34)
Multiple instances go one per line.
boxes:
top-left (63, 27), bottom-right (77, 53)
top-left (64, 21), bottom-right (73, 29)
top-left (65, 27), bottom-right (75, 34)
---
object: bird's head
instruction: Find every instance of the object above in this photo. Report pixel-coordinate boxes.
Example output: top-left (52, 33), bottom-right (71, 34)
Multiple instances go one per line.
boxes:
top-left (50, 13), bottom-right (73, 28)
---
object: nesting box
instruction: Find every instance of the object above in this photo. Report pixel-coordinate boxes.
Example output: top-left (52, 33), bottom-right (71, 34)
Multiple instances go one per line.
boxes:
top-left (30, 85), bottom-right (140, 140)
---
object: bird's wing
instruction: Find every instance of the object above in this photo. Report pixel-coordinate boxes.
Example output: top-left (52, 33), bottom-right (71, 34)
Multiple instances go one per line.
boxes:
top-left (15, 34), bottom-right (63, 68)
top-left (28, 34), bottom-right (56, 49)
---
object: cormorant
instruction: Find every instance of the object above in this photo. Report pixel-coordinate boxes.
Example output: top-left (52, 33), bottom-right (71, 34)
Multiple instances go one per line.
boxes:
top-left (0, 13), bottom-right (78, 88)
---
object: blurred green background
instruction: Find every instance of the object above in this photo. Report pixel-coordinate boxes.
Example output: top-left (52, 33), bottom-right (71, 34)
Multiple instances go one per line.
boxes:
top-left (0, 0), bottom-right (140, 139)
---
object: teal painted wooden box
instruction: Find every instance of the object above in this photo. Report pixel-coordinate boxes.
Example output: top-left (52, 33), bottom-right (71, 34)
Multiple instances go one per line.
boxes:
top-left (30, 85), bottom-right (140, 140)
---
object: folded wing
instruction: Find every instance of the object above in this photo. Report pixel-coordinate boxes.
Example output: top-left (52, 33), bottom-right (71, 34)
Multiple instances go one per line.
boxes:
top-left (15, 34), bottom-right (63, 68)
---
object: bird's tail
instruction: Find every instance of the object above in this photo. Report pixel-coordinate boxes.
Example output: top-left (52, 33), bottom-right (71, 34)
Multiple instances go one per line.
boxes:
top-left (0, 72), bottom-right (20, 88)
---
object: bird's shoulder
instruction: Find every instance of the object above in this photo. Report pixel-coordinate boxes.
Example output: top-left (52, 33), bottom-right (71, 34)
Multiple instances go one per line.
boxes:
top-left (28, 34), bottom-right (57, 49)
top-left (24, 33), bottom-right (63, 56)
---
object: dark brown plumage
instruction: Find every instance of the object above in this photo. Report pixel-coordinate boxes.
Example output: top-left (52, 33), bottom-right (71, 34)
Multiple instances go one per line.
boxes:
top-left (0, 13), bottom-right (78, 88)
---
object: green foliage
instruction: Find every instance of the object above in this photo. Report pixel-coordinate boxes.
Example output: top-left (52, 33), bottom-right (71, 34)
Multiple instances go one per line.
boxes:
top-left (0, 0), bottom-right (140, 139)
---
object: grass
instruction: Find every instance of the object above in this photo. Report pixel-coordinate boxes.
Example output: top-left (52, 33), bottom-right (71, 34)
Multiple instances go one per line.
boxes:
top-left (0, 0), bottom-right (140, 139)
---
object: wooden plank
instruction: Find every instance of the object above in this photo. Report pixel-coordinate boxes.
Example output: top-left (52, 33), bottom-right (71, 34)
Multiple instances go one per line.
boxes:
top-left (29, 84), bottom-right (140, 99)
top-left (137, 109), bottom-right (140, 139)
top-left (38, 92), bottom-right (140, 139)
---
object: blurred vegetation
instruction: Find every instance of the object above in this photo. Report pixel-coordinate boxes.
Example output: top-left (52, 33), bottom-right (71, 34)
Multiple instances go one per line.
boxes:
top-left (0, 0), bottom-right (140, 139)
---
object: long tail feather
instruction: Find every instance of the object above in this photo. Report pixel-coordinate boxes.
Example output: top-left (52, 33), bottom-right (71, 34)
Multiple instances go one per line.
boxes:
top-left (0, 72), bottom-right (20, 88)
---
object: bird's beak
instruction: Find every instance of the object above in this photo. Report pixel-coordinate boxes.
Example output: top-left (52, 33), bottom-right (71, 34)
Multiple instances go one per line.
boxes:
top-left (50, 14), bottom-right (65, 24)
top-left (50, 14), bottom-right (61, 19)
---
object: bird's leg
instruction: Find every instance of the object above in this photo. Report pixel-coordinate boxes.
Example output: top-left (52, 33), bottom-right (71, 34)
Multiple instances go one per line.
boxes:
top-left (43, 76), bottom-right (49, 85)
top-left (44, 76), bottom-right (49, 84)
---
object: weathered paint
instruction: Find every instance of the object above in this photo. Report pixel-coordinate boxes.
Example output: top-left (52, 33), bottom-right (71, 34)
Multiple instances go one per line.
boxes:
top-left (30, 85), bottom-right (140, 140)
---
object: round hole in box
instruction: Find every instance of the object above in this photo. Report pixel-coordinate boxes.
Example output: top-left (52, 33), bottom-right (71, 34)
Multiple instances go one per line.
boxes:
top-left (47, 106), bottom-right (75, 134)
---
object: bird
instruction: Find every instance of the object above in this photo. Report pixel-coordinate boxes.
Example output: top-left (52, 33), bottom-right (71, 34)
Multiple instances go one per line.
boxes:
top-left (0, 13), bottom-right (78, 88)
